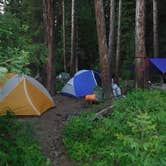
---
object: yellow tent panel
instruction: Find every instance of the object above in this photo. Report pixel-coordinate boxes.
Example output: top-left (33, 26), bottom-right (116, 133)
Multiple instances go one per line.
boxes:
top-left (0, 75), bottom-right (55, 116)
top-left (26, 80), bottom-right (54, 114)
top-left (0, 80), bottom-right (36, 115)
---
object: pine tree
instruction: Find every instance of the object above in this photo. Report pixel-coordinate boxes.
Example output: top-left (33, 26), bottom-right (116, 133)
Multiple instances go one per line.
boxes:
top-left (135, 0), bottom-right (146, 88)
top-left (62, 0), bottom-right (67, 72)
top-left (94, 0), bottom-right (111, 97)
top-left (115, 0), bottom-right (122, 76)
top-left (43, 0), bottom-right (56, 94)
top-left (70, 0), bottom-right (76, 76)
top-left (153, 0), bottom-right (158, 58)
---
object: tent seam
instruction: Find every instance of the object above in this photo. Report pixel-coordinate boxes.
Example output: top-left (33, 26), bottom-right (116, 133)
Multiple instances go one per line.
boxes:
top-left (25, 76), bottom-right (54, 102)
top-left (23, 78), bottom-right (40, 115)
top-left (91, 70), bottom-right (97, 86)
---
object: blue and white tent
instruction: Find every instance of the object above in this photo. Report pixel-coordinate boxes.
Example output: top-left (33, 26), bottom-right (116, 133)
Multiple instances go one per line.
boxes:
top-left (61, 70), bottom-right (101, 98)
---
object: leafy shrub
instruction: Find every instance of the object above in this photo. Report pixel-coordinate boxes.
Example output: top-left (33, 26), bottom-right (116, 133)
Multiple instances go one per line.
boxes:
top-left (0, 12), bottom-right (47, 75)
top-left (63, 90), bottom-right (166, 166)
top-left (0, 113), bottom-right (50, 166)
top-left (55, 81), bottom-right (65, 92)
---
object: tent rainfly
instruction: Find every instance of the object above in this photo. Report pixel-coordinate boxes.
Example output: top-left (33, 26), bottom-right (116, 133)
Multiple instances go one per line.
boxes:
top-left (150, 58), bottom-right (166, 73)
top-left (0, 75), bottom-right (55, 116)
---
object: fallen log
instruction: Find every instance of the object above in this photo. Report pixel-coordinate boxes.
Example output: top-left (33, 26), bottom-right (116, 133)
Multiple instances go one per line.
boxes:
top-left (92, 105), bottom-right (114, 121)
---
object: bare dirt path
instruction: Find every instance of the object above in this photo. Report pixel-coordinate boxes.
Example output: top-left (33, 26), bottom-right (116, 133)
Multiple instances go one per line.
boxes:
top-left (25, 94), bottom-right (88, 166)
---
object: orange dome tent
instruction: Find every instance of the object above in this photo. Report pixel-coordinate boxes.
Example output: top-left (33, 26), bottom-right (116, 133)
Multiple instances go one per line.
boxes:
top-left (0, 75), bottom-right (55, 116)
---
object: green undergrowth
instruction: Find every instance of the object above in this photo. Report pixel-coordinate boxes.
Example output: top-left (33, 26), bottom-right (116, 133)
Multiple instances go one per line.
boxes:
top-left (63, 89), bottom-right (166, 166)
top-left (55, 81), bottom-right (65, 92)
top-left (0, 113), bottom-right (50, 166)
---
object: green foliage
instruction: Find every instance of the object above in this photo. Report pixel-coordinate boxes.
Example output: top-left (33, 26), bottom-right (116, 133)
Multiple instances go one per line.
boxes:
top-left (63, 113), bottom-right (95, 161)
top-left (0, 113), bottom-right (50, 166)
top-left (0, 67), bottom-right (8, 82)
top-left (0, 13), bottom-right (30, 74)
top-left (120, 0), bottom-right (135, 79)
top-left (63, 90), bottom-right (166, 165)
top-left (55, 81), bottom-right (65, 92)
top-left (0, 12), bottom-right (47, 75)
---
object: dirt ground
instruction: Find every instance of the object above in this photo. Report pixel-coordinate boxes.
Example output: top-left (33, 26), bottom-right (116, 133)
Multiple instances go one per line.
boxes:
top-left (25, 94), bottom-right (89, 166)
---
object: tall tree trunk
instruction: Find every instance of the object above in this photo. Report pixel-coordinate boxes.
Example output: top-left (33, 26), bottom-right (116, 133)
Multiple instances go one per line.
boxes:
top-left (94, 0), bottom-right (111, 98)
top-left (75, 32), bottom-right (78, 72)
top-left (135, 0), bottom-right (146, 88)
top-left (62, 0), bottom-right (67, 72)
top-left (70, 0), bottom-right (76, 76)
top-left (75, 1), bottom-right (79, 72)
top-left (43, 0), bottom-right (55, 94)
top-left (153, 0), bottom-right (158, 58)
top-left (108, 0), bottom-right (115, 74)
top-left (115, 0), bottom-right (122, 76)
top-left (43, 0), bottom-right (47, 44)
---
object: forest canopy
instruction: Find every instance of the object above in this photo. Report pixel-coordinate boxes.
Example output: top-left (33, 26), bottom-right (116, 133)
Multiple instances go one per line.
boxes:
top-left (0, 0), bottom-right (166, 91)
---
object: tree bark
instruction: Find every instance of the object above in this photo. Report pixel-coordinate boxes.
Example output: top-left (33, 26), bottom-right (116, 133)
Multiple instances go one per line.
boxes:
top-left (153, 0), bottom-right (158, 58)
top-left (135, 0), bottom-right (146, 88)
top-left (43, 0), bottom-right (55, 94)
top-left (115, 0), bottom-right (122, 76)
top-left (75, 1), bottom-right (79, 73)
top-left (94, 0), bottom-right (111, 98)
top-left (62, 0), bottom-right (67, 72)
top-left (43, 0), bottom-right (47, 44)
top-left (108, 0), bottom-right (115, 74)
top-left (70, 0), bottom-right (76, 76)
